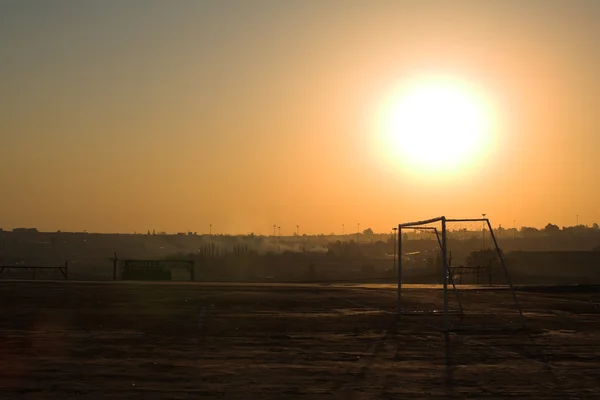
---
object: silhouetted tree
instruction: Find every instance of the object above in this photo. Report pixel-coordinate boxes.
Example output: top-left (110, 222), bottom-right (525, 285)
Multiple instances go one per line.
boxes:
top-left (543, 223), bottom-right (560, 235)
top-left (520, 226), bottom-right (540, 237)
top-left (495, 226), bottom-right (506, 237)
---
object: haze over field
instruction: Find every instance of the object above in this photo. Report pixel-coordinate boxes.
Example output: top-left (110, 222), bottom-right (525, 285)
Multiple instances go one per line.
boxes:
top-left (1, 1), bottom-right (599, 234)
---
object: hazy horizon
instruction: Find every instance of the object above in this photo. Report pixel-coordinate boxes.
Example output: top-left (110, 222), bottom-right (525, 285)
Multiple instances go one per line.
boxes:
top-left (2, 1), bottom-right (599, 235)
top-left (2, 219), bottom-right (597, 236)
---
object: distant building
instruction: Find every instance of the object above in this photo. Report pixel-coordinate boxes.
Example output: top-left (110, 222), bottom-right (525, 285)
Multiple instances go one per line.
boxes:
top-left (12, 228), bottom-right (38, 233)
top-left (505, 250), bottom-right (600, 284)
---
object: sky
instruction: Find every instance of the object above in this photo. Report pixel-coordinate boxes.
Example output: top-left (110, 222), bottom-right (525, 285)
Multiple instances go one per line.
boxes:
top-left (1, 0), bottom-right (599, 234)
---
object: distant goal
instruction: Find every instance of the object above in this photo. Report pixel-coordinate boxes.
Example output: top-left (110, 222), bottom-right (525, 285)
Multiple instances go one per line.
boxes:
top-left (120, 259), bottom-right (195, 281)
top-left (396, 216), bottom-right (525, 332)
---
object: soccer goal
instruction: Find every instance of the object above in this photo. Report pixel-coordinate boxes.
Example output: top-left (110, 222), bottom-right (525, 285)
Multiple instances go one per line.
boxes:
top-left (396, 216), bottom-right (525, 332)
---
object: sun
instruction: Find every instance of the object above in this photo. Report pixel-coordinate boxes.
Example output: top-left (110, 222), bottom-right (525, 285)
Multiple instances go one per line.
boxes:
top-left (372, 74), bottom-right (496, 178)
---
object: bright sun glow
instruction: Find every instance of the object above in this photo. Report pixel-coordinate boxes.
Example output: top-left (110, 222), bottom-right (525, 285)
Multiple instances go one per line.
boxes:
top-left (373, 75), bottom-right (496, 178)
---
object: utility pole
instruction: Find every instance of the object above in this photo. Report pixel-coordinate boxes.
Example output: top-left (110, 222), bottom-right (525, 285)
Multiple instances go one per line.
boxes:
top-left (278, 226), bottom-right (281, 253)
top-left (481, 213), bottom-right (486, 250)
top-left (342, 224), bottom-right (345, 236)
top-left (296, 225), bottom-right (299, 236)
top-left (273, 224), bottom-right (276, 236)
top-left (209, 224), bottom-right (212, 235)
top-left (392, 227), bottom-right (398, 278)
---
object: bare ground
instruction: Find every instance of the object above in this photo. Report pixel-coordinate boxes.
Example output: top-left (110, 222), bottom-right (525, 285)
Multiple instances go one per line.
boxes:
top-left (0, 281), bottom-right (599, 399)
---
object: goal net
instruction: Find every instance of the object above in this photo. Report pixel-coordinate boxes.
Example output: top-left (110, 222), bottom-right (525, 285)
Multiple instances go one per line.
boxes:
top-left (397, 216), bottom-right (525, 332)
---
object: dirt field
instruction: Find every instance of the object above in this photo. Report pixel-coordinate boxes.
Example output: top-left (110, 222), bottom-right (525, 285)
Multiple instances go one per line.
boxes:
top-left (0, 281), bottom-right (599, 399)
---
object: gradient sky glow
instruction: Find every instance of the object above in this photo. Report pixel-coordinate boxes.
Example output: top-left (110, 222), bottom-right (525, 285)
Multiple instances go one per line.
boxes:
top-left (1, 0), bottom-right (599, 234)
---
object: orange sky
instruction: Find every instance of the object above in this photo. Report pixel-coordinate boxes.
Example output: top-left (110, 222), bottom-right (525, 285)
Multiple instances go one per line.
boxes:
top-left (1, 1), bottom-right (599, 234)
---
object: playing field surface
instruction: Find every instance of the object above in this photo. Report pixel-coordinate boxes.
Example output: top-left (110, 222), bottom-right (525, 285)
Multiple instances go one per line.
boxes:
top-left (1, 281), bottom-right (599, 399)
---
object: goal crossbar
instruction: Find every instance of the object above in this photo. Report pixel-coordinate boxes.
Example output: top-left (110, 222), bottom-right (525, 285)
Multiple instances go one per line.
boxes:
top-left (399, 216), bottom-right (445, 227)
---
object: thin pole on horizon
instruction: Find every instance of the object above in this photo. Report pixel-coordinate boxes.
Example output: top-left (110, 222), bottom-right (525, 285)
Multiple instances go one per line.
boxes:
top-left (577, 214), bottom-right (579, 227)
top-left (392, 227), bottom-right (398, 278)
top-left (342, 224), bottom-right (345, 236)
top-left (278, 226), bottom-right (281, 253)
top-left (296, 225), bottom-right (299, 236)
top-left (209, 224), bottom-right (212, 235)
top-left (273, 224), bottom-right (276, 237)
top-left (481, 213), bottom-right (486, 250)
top-left (357, 223), bottom-right (360, 244)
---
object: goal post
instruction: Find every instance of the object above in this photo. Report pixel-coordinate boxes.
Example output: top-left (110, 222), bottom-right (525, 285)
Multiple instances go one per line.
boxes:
top-left (397, 216), bottom-right (525, 332)
top-left (397, 217), bottom-right (456, 329)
